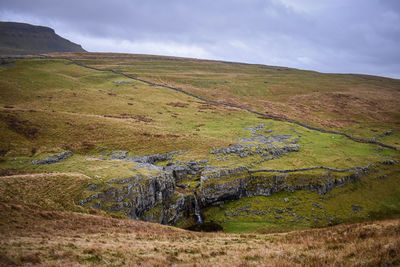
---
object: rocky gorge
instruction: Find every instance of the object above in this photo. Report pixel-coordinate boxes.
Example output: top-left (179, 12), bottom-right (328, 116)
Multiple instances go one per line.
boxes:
top-left (74, 124), bottom-right (377, 229)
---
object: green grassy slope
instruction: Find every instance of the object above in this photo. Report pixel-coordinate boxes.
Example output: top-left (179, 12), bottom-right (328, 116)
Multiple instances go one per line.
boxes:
top-left (61, 52), bottom-right (400, 147)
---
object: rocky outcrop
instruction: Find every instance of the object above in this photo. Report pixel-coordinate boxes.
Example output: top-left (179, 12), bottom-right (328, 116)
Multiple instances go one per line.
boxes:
top-left (165, 160), bottom-right (208, 182)
top-left (196, 165), bottom-right (370, 208)
top-left (32, 151), bottom-right (73, 165)
top-left (79, 172), bottom-right (175, 220)
top-left (79, 159), bottom-right (371, 226)
top-left (76, 124), bottom-right (375, 228)
top-left (111, 150), bottom-right (187, 164)
top-left (160, 193), bottom-right (194, 224)
top-left (211, 143), bottom-right (299, 158)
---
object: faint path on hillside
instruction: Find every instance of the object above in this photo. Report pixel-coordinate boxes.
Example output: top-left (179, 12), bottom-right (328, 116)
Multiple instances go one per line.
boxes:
top-left (0, 172), bottom-right (91, 179)
top-left (20, 55), bottom-right (398, 151)
top-left (0, 106), bottom-right (149, 122)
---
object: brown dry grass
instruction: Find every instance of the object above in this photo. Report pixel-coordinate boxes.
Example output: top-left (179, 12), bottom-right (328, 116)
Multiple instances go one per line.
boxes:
top-left (103, 114), bottom-right (154, 122)
top-left (1, 201), bottom-right (399, 266)
top-left (0, 112), bottom-right (40, 139)
top-left (167, 102), bottom-right (189, 108)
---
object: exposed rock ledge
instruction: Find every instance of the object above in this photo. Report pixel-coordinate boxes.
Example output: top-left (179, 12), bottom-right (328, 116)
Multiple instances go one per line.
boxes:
top-left (77, 124), bottom-right (377, 226)
top-left (79, 160), bottom-right (371, 225)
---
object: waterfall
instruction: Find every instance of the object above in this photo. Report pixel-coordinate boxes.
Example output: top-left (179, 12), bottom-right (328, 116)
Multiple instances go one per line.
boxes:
top-left (193, 189), bottom-right (203, 224)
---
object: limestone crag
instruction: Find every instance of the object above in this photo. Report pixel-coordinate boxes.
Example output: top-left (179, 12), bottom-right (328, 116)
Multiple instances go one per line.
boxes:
top-left (160, 193), bottom-right (194, 224)
top-left (196, 166), bottom-right (370, 208)
top-left (77, 124), bottom-right (374, 227)
top-left (165, 159), bottom-right (209, 182)
top-left (79, 172), bottom-right (175, 220)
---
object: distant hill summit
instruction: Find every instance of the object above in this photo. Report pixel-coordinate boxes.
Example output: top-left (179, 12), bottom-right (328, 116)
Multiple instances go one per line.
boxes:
top-left (0, 21), bottom-right (86, 55)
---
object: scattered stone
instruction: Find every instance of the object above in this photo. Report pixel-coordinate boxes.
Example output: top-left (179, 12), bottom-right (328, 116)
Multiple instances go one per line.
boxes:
top-left (236, 134), bottom-right (294, 144)
top-left (381, 160), bottom-right (394, 165)
top-left (110, 150), bottom-right (128, 159)
top-left (284, 198), bottom-right (289, 203)
top-left (113, 150), bottom-right (186, 164)
top-left (326, 216), bottom-right (334, 221)
top-left (351, 204), bottom-right (363, 213)
top-left (113, 81), bottom-right (134, 86)
top-left (384, 130), bottom-right (393, 136)
top-left (32, 151), bottom-right (73, 165)
top-left (312, 202), bottom-right (324, 209)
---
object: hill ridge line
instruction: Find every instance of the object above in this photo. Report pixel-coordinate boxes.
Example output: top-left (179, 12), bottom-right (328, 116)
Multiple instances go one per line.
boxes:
top-left (25, 55), bottom-right (398, 151)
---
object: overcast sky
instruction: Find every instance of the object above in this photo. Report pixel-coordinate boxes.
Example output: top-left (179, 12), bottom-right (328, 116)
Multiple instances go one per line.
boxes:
top-left (1, 0), bottom-right (400, 78)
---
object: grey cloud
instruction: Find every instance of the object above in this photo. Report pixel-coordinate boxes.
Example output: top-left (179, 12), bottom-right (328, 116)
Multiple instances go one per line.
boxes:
top-left (0, 0), bottom-right (399, 78)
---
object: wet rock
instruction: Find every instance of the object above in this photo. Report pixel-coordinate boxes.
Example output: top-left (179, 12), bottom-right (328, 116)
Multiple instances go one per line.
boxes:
top-left (162, 193), bottom-right (192, 224)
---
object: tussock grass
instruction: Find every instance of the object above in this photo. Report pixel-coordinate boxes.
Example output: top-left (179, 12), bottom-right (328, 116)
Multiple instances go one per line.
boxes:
top-left (0, 201), bottom-right (399, 266)
top-left (0, 173), bottom-right (89, 211)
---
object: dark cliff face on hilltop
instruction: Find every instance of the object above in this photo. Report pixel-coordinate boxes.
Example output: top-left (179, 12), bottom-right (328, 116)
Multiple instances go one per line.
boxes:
top-left (0, 21), bottom-right (86, 55)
